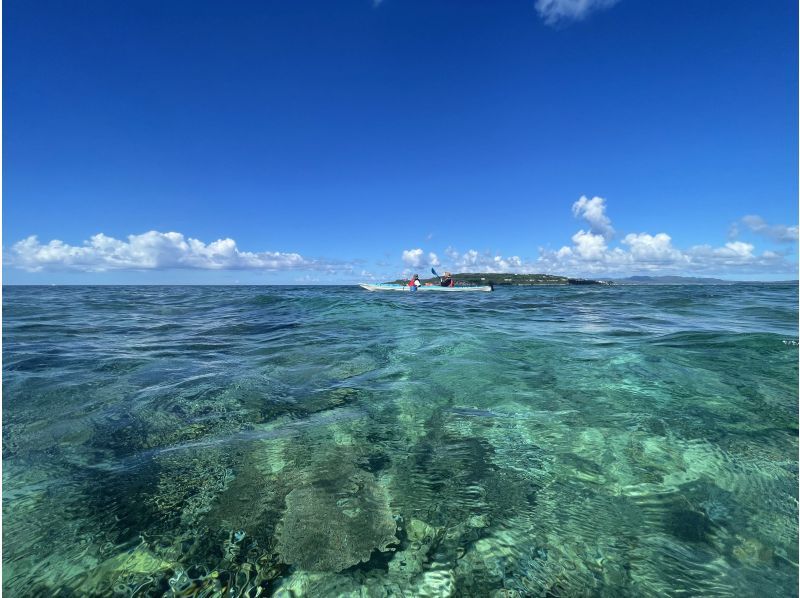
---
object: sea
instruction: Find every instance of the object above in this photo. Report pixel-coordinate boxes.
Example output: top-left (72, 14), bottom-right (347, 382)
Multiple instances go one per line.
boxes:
top-left (3, 283), bottom-right (798, 596)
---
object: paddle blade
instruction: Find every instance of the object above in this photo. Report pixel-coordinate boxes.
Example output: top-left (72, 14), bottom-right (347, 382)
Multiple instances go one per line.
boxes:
top-left (431, 267), bottom-right (439, 278)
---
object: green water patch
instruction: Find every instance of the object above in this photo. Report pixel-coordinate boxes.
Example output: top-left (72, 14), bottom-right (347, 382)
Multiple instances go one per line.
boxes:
top-left (3, 284), bottom-right (797, 596)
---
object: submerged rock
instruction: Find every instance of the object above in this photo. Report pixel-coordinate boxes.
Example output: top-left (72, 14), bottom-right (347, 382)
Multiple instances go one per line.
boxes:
top-left (81, 544), bottom-right (174, 595)
top-left (406, 518), bottom-right (437, 543)
top-left (733, 535), bottom-right (774, 565)
top-left (276, 469), bottom-right (398, 572)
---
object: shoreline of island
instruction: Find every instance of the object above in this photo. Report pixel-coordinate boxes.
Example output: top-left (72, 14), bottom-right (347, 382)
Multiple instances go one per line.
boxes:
top-left (389, 273), bottom-right (799, 286)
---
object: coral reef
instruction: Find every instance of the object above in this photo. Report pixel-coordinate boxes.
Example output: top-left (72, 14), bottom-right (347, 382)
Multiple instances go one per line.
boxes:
top-left (276, 468), bottom-right (398, 572)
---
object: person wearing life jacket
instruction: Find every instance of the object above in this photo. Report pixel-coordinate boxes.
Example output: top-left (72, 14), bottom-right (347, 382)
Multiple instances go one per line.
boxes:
top-left (408, 274), bottom-right (422, 291)
top-left (440, 271), bottom-right (455, 287)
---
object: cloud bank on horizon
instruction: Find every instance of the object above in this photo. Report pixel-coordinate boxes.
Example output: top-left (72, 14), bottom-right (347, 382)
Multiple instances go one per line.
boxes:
top-left (6, 231), bottom-right (344, 273)
top-left (5, 197), bottom-right (797, 279)
top-left (400, 196), bottom-right (797, 279)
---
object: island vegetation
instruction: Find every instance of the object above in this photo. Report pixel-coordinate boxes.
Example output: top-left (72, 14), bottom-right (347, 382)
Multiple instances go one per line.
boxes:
top-left (390, 273), bottom-right (609, 285)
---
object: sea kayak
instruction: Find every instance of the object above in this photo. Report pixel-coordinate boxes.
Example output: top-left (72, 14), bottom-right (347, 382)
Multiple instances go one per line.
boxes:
top-left (359, 283), bottom-right (493, 292)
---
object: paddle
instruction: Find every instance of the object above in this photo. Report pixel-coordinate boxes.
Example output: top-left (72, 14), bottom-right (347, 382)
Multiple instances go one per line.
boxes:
top-left (432, 267), bottom-right (457, 288)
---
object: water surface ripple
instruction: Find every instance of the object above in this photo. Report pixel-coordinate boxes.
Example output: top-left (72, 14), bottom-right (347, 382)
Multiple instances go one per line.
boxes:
top-left (3, 284), bottom-right (798, 596)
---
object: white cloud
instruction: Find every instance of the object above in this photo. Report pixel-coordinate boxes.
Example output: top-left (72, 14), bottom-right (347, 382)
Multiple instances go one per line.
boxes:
top-left (720, 241), bottom-right (754, 258)
top-left (621, 232), bottom-right (684, 263)
top-left (6, 231), bottom-right (341, 272)
top-left (571, 230), bottom-right (608, 259)
top-left (438, 247), bottom-right (533, 273)
top-left (537, 197), bottom-right (796, 276)
top-left (401, 248), bottom-right (441, 269)
top-left (432, 200), bottom-right (795, 278)
top-left (737, 215), bottom-right (798, 243)
top-left (572, 195), bottom-right (614, 239)
top-left (401, 248), bottom-right (424, 268)
top-left (535, 0), bottom-right (621, 26)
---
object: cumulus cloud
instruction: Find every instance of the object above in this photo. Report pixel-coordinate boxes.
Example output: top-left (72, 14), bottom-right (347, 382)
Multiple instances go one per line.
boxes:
top-left (621, 232), bottom-right (685, 263)
top-left (736, 215), bottom-right (798, 243)
top-left (439, 247), bottom-right (531, 273)
top-left (538, 197), bottom-right (796, 276)
top-left (6, 231), bottom-right (342, 272)
top-left (401, 248), bottom-right (440, 268)
top-left (401, 248), bottom-right (424, 268)
top-left (422, 198), bottom-right (794, 278)
top-left (572, 195), bottom-right (615, 239)
top-left (431, 237), bottom-right (790, 278)
top-left (569, 230), bottom-right (608, 259)
top-left (535, 0), bottom-right (621, 26)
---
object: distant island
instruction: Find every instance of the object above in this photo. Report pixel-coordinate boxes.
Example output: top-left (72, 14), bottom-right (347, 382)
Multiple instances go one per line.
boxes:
top-left (389, 273), bottom-right (797, 286)
top-left (391, 273), bottom-right (609, 285)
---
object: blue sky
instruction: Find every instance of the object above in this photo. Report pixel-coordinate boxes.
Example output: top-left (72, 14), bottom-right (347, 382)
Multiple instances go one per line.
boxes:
top-left (4, 0), bottom-right (797, 283)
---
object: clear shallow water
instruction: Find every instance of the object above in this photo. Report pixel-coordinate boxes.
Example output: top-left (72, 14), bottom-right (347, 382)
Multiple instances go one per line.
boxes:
top-left (3, 284), bottom-right (798, 597)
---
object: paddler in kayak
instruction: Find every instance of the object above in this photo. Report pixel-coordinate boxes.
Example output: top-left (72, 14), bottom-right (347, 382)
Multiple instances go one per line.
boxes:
top-left (440, 271), bottom-right (455, 287)
top-left (408, 274), bottom-right (422, 291)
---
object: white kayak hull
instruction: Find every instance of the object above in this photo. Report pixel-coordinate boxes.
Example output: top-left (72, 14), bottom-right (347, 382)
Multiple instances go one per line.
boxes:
top-left (359, 283), bottom-right (492, 292)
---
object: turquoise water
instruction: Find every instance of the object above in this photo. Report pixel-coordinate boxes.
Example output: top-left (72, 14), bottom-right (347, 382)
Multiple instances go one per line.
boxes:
top-left (3, 284), bottom-right (798, 596)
